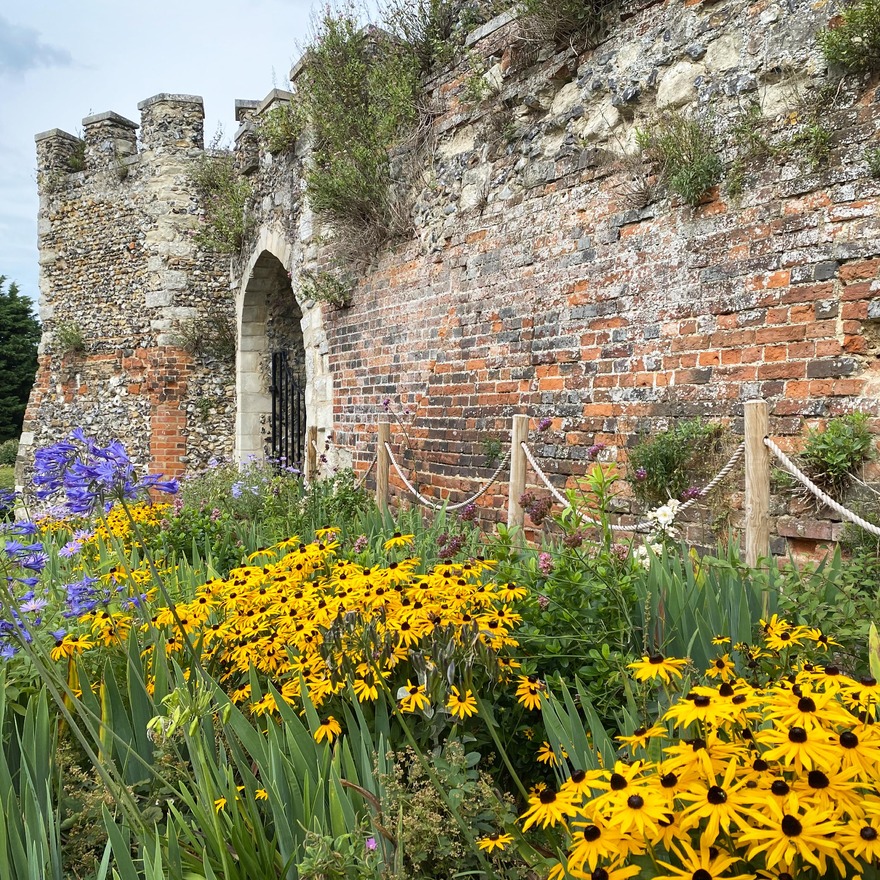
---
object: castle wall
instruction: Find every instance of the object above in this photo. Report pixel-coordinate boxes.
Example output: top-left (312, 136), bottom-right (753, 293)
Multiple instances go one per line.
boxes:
top-left (21, 96), bottom-right (236, 486)
top-left (240, 0), bottom-right (880, 549)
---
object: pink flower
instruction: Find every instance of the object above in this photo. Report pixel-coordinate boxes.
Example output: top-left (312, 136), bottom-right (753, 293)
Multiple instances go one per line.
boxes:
top-left (538, 552), bottom-right (554, 575)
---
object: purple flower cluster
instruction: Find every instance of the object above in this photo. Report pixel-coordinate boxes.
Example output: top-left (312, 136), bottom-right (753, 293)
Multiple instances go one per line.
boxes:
top-left (634, 467), bottom-right (648, 482)
top-left (519, 492), bottom-right (552, 526)
top-left (537, 416), bottom-right (553, 432)
top-left (459, 502), bottom-right (477, 523)
top-left (437, 532), bottom-right (465, 559)
top-left (586, 443), bottom-right (606, 460)
top-left (680, 485), bottom-right (702, 501)
top-left (33, 429), bottom-right (179, 515)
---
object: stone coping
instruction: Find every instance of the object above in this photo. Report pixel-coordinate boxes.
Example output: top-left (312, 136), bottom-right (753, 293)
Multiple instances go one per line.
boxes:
top-left (34, 128), bottom-right (81, 143)
top-left (82, 110), bottom-right (138, 129)
top-left (137, 93), bottom-right (204, 110)
top-left (464, 4), bottom-right (521, 46)
top-left (235, 99), bottom-right (260, 122)
top-left (257, 88), bottom-right (295, 115)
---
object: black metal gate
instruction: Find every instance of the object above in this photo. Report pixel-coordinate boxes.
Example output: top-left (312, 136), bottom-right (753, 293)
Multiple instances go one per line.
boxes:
top-left (269, 351), bottom-right (306, 470)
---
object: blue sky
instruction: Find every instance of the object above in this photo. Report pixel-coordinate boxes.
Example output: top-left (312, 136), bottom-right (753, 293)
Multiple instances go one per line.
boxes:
top-left (0, 1), bottom-right (315, 306)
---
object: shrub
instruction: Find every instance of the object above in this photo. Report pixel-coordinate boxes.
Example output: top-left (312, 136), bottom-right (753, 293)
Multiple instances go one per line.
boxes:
top-left (801, 411), bottom-right (875, 496)
top-left (382, 0), bottom-right (458, 70)
top-left (257, 102), bottom-right (302, 154)
top-left (297, 9), bottom-right (421, 259)
top-left (637, 112), bottom-right (723, 206)
top-left (173, 311), bottom-right (236, 362)
top-left (189, 150), bottom-right (252, 253)
top-left (627, 419), bottom-right (725, 506)
top-left (299, 269), bottom-right (353, 308)
top-left (0, 438), bottom-right (17, 467)
top-left (519, 0), bottom-right (614, 48)
top-left (54, 320), bottom-right (86, 356)
top-left (820, 0), bottom-right (880, 72)
top-left (67, 139), bottom-right (85, 172)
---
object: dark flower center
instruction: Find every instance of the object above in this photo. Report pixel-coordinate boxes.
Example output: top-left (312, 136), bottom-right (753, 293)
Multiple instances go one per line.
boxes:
top-left (771, 780), bottom-right (790, 796)
top-left (539, 789), bottom-right (557, 804)
top-left (797, 697), bottom-right (817, 713)
top-left (860, 677), bottom-right (878, 687)
top-left (649, 654), bottom-right (665, 665)
top-left (571, 769), bottom-right (587, 784)
top-left (714, 659), bottom-right (726, 669)
top-left (626, 794), bottom-right (644, 810)
top-left (659, 813), bottom-right (674, 827)
top-left (753, 758), bottom-right (769, 772)
top-left (840, 731), bottom-right (859, 749)
top-left (660, 772), bottom-right (678, 789)
top-left (719, 683), bottom-right (734, 697)
top-left (825, 665), bottom-right (840, 676)
top-left (707, 785), bottom-right (727, 805)
top-left (610, 773), bottom-right (627, 791)
top-left (781, 815), bottom-right (803, 837)
top-left (692, 871), bottom-right (712, 880)
top-left (592, 870), bottom-right (609, 880)
top-left (634, 727), bottom-right (646, 736)
top-left (861, 827), bottom-right (878, 841)
top-left (732, 695), bottom-right (746, 705)
top-left (788, 726), bottom-right (807, 743)
top-left (808, 770), bottom-right (829, 789)
top-left (582, 825), bottom-right (601, 842)
top-left (694, 695), bottom-right (711, 708)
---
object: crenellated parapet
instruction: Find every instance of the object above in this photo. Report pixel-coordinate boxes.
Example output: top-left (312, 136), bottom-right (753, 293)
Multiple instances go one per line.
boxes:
top-left (20, 93), bottom-right (235, 492)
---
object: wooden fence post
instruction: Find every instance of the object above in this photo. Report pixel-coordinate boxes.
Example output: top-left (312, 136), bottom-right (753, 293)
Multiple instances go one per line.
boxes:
top-left (376, 421), bottom-right (390, 515)
top-left (305, 425), bottom-right (318, 482)
top-left (744, 400), bottom-right (770, 568)
top-left (507, 414), bottom-right (529, 530)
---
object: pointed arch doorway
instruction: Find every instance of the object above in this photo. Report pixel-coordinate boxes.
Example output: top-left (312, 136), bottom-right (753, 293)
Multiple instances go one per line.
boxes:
top-left (236, 250), bottom-right (306, 468)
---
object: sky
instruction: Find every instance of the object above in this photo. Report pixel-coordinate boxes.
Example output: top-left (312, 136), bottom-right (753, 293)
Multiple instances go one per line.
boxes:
top-left (0, 1), bottom-right (316, 308)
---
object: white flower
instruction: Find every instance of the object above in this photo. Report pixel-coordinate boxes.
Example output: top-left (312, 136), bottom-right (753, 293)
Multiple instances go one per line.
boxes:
top-left (653, 504), bottom-right (676, 527)
top-left (649, 542), bottom-right (664, 556)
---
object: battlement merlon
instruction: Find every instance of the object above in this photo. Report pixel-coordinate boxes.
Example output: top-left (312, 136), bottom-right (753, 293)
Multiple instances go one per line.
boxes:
top-left (82, 111), bottom-right (138, 172)
top-left (137, 93), bottom-right (205, 153)
top-left (35, 128), bottom-right (83, 177)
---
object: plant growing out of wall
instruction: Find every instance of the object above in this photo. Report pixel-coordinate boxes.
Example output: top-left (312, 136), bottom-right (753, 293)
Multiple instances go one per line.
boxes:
top-left (257, 102), bottom-right (303, 155)
top-left (801, 412), bottom-right (875, 496)
top-left (637, 112), bottom-right (722, 207)
top-left (627, 419), bottom-right (725, 506)
top-left (54, 320), bottom-right (86, 356)
top-left (820, 0), bottom-right (880, 73)
top-left (189, 151), bottom-right (253, 254)
top-left (519, 0), bottom-right (614, 48)
top-left (174, 313), bottom-right (236, 363)
top-left (299, 269), bottom-right (353, 308)
top-left (295, 8), bottom-right (422, 262)
top-left (382, 0), bottom-right (459, 70)
top-left (67, 139), bottom-right (86, 173)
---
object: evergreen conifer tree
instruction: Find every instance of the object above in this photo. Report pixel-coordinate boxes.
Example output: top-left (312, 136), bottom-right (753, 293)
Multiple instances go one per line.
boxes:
top-left (0, 276), bottom-right (40, 443)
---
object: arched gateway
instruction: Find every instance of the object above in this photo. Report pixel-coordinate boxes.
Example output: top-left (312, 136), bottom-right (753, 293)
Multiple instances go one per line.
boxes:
top-left (235, 232), bottom-right (335, 471)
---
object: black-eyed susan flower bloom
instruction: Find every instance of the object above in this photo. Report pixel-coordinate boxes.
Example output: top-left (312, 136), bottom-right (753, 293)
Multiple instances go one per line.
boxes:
top-left (711, 634), bottom-right (731, 646)
top-left (383, 532), bottom-right (414, 551)
top-left (837, 818), bottom-right (880, 866)
top-left (446, 686), bottom-right (478, 720)
top-left (476, 832), bottom-right (513, 853)
top-left (678, 759), bottom-right (752, 845)
top-left (628, 654), bottom-right (688, 684)
top-left (737, 801), bottom-right (842, 874)
top-left (615, 724), bottom-right (667, 753)
top-left (705, 654), bottom-right (735, 682)
top-left (755, 723), bottom-right (840, 772)
top-left (214, 797), bottom-right (227, 813)
top-left (536, 741), bottom-right (567, 766)
top-left (398, 680), bottom-right (430, 713)
top-left (50, 632), bottom-right (94, 660)
top-left (654, 838), bottom-right (753, 880)
top-left (314, 716), bottom-right (342, 743)
top-left (519, 785), bottom-right (578, 831)
top-left (515, 675), bottom-right (545, 711)
top-left (255, 788), bottom-right (268, 800)
top-left (567, 816), bottom-right (625, 873)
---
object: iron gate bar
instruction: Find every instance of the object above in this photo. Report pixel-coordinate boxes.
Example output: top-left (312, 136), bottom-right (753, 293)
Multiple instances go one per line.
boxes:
top-left (270, 351), bottom-right (306, 471)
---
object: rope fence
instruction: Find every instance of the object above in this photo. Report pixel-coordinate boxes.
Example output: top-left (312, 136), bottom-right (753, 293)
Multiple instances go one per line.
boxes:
top-left (764, 437), bottom-right (880, 539)
top-left (384, 442), bottom-right (511, 511)
top-left (358, 401), bottom-right (876, 561)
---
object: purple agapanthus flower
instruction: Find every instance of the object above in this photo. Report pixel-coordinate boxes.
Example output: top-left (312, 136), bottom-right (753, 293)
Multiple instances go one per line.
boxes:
top-left (32, 430), bottom-right (179, 515)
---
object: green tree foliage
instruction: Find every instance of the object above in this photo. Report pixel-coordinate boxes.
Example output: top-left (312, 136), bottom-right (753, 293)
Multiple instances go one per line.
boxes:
top-left (0, 276), bottom-right (40, 443)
